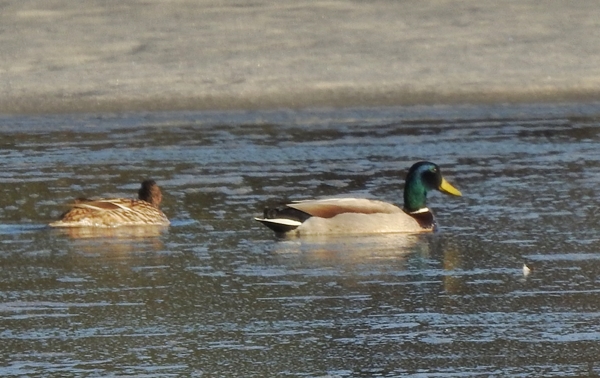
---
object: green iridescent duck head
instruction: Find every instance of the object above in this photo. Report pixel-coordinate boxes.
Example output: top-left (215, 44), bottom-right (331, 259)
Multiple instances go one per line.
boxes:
top-left (403, 161), bottom-right (461, 213)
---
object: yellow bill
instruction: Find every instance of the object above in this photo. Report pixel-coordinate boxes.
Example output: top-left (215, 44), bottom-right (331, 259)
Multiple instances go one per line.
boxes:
top-left (439, 178), bottom-right (462, 196)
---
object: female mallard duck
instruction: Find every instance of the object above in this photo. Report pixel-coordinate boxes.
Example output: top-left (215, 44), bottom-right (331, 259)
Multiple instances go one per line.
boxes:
top-left (49, 180), bottom-right (170, 228)
top-left (255, 161), bottom-right (461, 236)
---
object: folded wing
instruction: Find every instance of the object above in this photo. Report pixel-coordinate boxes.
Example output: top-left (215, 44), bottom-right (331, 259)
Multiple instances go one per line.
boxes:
top-left (287, 198), bottom-right (403, 218)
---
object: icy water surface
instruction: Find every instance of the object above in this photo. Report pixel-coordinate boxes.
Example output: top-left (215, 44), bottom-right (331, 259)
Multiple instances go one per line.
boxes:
top-left (1, 103), bottom-right (600, 376)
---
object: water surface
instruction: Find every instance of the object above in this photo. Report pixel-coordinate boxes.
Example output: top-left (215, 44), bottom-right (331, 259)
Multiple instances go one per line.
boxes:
top-left (1, 103), bottom-right (600, 376)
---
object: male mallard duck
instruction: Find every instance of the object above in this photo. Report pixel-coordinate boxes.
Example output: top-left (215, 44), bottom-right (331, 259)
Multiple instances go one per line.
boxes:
top-left (255, 161), bottom-right (461, 236)
top-left (49, 180), bottom-right (170, 228)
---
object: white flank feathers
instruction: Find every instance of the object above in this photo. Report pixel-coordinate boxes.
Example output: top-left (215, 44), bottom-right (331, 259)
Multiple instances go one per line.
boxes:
top-left (254, 217), bottom-right (302, 227)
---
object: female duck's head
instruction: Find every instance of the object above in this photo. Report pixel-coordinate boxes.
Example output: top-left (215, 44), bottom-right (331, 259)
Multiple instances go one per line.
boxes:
top-left (138, 180), bottom-right (163, 207)
top-left (403, 161), bottom-right (461, 212)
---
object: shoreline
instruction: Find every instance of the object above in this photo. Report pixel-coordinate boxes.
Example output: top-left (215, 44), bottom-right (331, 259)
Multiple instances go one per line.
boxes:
top-left (3, 87), bottom-right (600, 115)
top-left (3, 1), bottom-right (600, 115)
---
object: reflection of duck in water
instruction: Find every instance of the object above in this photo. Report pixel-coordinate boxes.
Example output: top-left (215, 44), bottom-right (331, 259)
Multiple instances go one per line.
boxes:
top-left (271, 233), bottom-right (428, 263)
top-left (49, 180), bottom-right (170, 228)
top-left (255, 161), bottom-right (461, 236)
top-left (54, 225), bottom-right (169, 239)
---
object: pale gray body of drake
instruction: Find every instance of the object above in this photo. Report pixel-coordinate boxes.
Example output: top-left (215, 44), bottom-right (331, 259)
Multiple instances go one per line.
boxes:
top-left (49, 180), bottom-right (170, 228)
top-left (255, 161), bottom-right (461, 236)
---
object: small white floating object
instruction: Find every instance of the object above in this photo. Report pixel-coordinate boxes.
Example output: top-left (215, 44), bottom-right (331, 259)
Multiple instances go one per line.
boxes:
top-left (523, 264), bottom-right (531, 277)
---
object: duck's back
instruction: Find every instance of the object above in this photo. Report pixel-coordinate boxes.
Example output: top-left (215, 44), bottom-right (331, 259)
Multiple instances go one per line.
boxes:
top-left (49, 198), bottom-right (170, 228)
top-left (288, 198), bottom-right (403, 217)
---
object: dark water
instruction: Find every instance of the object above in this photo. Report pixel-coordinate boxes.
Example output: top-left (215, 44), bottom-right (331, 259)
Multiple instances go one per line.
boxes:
top-left (1, 103), bottom-right (600, 376)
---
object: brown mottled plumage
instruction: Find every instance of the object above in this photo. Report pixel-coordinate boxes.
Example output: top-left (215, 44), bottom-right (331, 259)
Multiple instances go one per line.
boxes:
top-left (49, 180), bottom-right (170, 228)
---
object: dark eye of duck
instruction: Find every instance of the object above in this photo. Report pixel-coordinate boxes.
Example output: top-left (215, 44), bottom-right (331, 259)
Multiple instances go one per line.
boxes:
top-left (422, 169), bottom-right (441, 188)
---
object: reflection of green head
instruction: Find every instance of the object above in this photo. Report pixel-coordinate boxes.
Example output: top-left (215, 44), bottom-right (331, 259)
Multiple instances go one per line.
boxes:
top-left (403, 161), bottom-right (462, 212)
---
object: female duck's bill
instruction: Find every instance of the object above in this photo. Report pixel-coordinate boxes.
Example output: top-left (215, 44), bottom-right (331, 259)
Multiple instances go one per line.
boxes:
top-left (254, 161), bottom-right (461, 236)
top-left (49, 180), bottom-right (170, 228)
